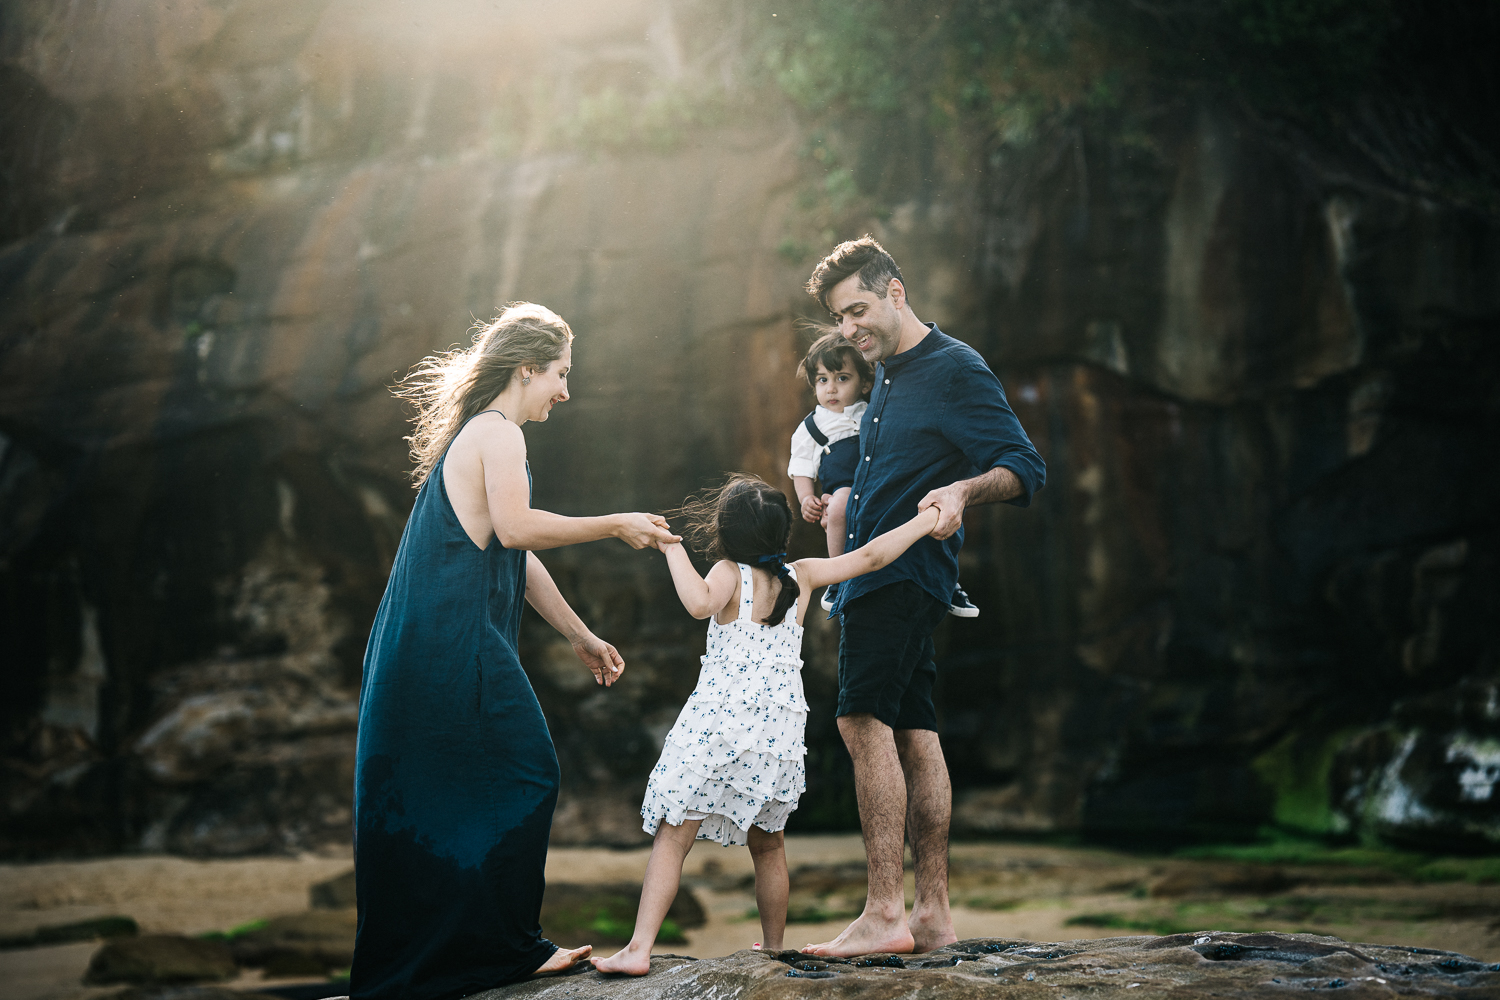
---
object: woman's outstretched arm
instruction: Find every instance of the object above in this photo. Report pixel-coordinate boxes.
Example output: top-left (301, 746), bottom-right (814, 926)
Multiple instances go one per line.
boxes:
top-left (791, 507), bottom-right (941, 591)
top-left (525, 551), bottom-right (624, 686)
top-left (481, 419), bottom-right (678, 550)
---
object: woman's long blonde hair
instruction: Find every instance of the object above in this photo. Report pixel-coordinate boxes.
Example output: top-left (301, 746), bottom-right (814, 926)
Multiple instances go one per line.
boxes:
top-left (395, 302), bottom-right (573, 486)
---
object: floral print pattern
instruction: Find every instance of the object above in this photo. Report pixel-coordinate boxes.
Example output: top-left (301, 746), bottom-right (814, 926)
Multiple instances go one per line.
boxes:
top-left (642, 563), bottom-right (809, 847)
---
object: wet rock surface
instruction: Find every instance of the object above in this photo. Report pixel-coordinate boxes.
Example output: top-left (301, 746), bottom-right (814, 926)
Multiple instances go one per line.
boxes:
top-left (468, 935), bottom-right (1500, 998)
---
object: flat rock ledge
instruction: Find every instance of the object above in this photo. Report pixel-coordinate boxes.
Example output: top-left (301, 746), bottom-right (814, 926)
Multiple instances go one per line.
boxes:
top-left (466, 933), bottom-right (1500, 999)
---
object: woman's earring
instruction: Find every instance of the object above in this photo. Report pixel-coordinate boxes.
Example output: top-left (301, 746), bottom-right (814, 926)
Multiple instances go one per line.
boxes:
top-left (522, 376), bottom-right (531, 385)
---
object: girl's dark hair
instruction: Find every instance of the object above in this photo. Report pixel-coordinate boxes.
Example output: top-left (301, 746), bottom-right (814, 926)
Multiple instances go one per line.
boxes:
top-left (676, 474), bottom-right (799, 626)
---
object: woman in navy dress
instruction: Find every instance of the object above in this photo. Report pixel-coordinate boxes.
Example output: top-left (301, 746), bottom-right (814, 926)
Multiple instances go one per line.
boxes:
top-left (350, 303), bottom-right (677, 999)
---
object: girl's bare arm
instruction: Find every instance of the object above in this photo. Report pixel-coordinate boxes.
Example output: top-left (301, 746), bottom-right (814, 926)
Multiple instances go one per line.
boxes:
top-left (662, 545), bottom-right (740, 619)
top-left (791, 507), bottom-right (942, 591)
top-left (524, 552), bottom-right (624, 686)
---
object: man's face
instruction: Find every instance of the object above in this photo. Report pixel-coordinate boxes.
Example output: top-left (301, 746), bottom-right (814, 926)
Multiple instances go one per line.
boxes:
top-left (827, 273), bottom-right (902, 364)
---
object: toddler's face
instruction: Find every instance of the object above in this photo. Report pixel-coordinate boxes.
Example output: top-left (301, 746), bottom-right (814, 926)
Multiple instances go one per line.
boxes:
top-left (814, 363), bottom-right (865, 413)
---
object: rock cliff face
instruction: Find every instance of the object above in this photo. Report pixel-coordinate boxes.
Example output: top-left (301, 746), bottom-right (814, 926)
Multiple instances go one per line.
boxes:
top-left (2, 0), bottom-right (1497, 855)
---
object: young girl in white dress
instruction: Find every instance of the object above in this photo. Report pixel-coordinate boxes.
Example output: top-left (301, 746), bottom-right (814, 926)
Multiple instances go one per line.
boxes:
top-left (591, 474), bottom-right (940, 975)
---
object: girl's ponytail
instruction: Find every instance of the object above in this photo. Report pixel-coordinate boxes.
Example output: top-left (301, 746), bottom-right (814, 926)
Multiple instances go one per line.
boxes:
top-left (753, 551), bottom-right (800, 628)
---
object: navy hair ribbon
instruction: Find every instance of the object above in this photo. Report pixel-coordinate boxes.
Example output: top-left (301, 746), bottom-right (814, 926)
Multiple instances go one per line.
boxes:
top-left (754, 551), bottom-right (792, 582)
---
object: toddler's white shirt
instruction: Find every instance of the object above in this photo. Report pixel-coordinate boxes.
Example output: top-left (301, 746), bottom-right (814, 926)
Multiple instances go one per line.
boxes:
top-left (787, 401), bottom-right (867, 481)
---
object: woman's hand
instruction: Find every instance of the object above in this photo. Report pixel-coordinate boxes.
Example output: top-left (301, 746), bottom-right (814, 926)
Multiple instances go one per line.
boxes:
top-left (614, 513), bottom-right (680, 550)
top-left (572, 632), bottom-right (625, 687)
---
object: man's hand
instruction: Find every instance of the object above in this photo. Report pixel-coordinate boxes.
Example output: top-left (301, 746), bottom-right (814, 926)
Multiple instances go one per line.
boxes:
top-left (800, 494), bottom-right (825, 523)
top-left (918, 467), bottom-right (1024, 539)
top-left (917, 483), bottom-right (968, 540)
top-left (572, 632), bottom-right (625, 687)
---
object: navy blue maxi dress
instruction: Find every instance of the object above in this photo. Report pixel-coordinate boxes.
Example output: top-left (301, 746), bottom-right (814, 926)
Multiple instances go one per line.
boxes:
top-left (351, 419), bottom-right (559, 1000)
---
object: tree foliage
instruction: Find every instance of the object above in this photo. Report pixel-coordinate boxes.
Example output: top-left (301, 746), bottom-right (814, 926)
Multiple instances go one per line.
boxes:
top-left (744, 0), bottom-right (1499, 208)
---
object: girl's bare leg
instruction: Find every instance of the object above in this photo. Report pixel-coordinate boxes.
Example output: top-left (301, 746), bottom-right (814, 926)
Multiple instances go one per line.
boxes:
top-left (591, 819), bottom-right (701, 975)
top-left (824, 487), bottom-right (851, 559)
top-left (747, 825), bottom-right (788, 951)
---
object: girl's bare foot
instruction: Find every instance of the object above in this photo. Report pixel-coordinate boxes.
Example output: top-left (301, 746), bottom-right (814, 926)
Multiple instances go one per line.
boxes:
top-left (533, 945), bottom-right (591, 975)
top-left (590, 942), bottom-right (653, 976)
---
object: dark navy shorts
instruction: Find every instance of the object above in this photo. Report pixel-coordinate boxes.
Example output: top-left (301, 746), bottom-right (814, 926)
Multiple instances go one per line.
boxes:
top-left (819, 436), bottom-right (860, 492)
top-left (837, 580), bottom-right (949, 731)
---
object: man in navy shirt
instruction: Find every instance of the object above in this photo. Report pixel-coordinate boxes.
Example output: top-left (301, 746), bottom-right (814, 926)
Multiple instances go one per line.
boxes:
top-left (800, 237), bottom-right (1045, 958)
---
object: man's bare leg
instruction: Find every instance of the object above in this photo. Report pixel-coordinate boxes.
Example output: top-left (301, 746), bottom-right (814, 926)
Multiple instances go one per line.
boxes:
top-left (801, 713), bottom-right (915, 956)
top-left (896, 728), bottom-right (956, 952)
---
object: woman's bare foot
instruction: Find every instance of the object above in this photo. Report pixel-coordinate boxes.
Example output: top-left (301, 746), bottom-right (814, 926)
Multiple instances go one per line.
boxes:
top-left (800, 913), bottom-right (914, 958)
top-left (533, 945), bottom-right (591, 975)
top-left (590, 942), bottom-right (653, 976)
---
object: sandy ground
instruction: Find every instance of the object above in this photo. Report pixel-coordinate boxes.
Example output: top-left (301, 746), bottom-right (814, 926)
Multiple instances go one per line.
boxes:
top-left (3, 835), bottom-right (1497, 1000)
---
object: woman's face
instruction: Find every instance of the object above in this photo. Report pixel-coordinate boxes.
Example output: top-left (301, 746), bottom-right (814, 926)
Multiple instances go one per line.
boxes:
top-left (524, 343), bottom-right (572, 422)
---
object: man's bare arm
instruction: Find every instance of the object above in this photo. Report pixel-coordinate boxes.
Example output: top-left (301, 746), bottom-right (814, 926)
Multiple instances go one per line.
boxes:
top-left (917, 466), bottom-right (1024, 540)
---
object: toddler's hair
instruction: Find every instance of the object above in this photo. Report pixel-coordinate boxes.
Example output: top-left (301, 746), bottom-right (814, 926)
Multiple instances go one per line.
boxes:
top-left (675, 474), bottom-right (800, 626)
top-left (797, 329), bottom-right (874, 393)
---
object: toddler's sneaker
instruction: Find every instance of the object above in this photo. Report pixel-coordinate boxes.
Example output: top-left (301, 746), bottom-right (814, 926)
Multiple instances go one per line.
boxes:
top-left (820, 583), bottom-right (839, 612)
top-left (948, 584), bottom-right (979, 618)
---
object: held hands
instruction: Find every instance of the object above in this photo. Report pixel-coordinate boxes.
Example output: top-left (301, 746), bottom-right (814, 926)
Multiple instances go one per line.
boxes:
top-left (800, 493), bottom-right (825, 523)
top-left (572, 632), bottom-right (625, 687)
top-left (615, 512), bottom-right (680, 550)
top-left (917, 483), bottom-right (967, 539)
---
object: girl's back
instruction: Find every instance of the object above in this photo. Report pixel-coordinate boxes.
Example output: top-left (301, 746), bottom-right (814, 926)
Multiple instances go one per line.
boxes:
top-left (643, 561), bottom-right (808, 848)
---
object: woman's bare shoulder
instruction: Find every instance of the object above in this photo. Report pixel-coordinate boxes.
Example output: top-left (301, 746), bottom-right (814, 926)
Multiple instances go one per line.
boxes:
top-left (453, 411), bottom-right (524, 455)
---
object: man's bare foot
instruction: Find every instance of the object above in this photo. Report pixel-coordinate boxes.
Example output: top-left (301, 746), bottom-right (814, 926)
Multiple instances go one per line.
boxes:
top-left (800, 914), bottom-right (914, 957)
top-left (908, 910), bottom-right (957, 954)
top-left (590, 942), bottom-right (652, 976)
top-left (533, 945), bottom-right (591, 976)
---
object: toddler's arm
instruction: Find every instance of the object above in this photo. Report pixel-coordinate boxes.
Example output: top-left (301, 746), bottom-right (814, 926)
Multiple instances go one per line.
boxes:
top-left (791, 507), bottom-right (941, 592)
top-left (793, 476), bottom-right (824, 523)
top-left (661, 543), bottom-right (741, 620)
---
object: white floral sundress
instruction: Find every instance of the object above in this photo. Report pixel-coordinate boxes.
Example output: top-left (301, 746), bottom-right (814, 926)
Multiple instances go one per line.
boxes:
top-left (640, 562), bottom-right (809, 847)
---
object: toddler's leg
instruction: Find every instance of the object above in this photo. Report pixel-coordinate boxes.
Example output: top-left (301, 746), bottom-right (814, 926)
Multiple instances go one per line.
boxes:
top-left (591, 819), bottom-right (701, 975)
top-left (824, 487), bottom-right (852, 559)
top-left (747, 825), bottom-right (789, 951)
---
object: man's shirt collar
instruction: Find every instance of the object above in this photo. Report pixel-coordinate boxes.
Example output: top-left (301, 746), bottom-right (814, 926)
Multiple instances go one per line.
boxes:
top-left (881, 322), bottom-right (942, 369)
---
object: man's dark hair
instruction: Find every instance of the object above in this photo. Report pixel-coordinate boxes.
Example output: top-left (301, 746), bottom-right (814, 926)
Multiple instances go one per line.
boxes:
top-left (797, 329), bottom-right (874, 392)
top-left (805, 235), bottom-right (905, 314)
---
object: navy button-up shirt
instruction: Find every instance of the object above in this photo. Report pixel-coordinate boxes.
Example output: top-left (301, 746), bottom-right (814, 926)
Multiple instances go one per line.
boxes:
top-left (834, 324), bottom-right (1045, 615)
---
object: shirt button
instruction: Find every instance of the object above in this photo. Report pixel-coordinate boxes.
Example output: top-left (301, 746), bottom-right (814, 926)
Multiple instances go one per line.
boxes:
top-left (848, 533), bottom-right (854, 539)
top-left (873, 417), bottom-right (879, 422)
top-left (884, 378), bottom-right (890, 384)
top-left (865, 456), bottom-right (870, 461)
top-left (854, 494), bottom-right (859, 499)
